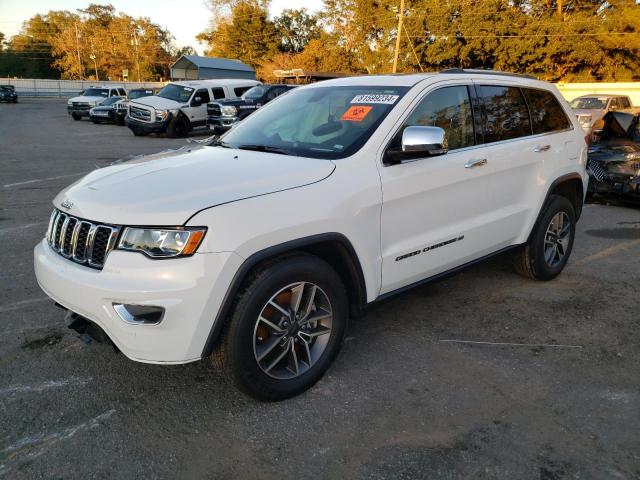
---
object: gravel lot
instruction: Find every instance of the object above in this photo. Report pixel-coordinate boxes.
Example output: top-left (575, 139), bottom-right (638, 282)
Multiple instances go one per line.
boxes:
top-left (1, 99), bottom-right (639, 479)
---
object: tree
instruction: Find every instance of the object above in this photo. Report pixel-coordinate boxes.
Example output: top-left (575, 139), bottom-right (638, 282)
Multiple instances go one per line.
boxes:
top-left (274, 9), bottom-right (321, 53)
top-left (198, 1), bottom-right (278, 66)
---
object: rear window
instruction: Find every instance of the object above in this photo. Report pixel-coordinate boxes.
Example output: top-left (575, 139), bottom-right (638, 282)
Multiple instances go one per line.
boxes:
top-left (211, 88), bottom-right (225, 99)
top-left (523, 88), bottom-right (571, 134)
top-left (478, 85), bottom-right (531, 143)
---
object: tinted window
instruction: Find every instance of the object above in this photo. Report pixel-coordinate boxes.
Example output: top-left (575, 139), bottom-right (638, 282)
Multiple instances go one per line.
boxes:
top-left (118, 88), bottom-right (126, 96)
top-left (195, 89), bottom-right (210, 104)
top-left (234, 86), bottom-right (253, 97)
top-left (523, 88), bottom-right (571, 134)
top-left (211, 88), bottom-right (225, 99)
top-left (620, 97), bottom-right (631, 108)
top-left (479, 85), bottom-right (531, 142)
top-left (397, 85), bottom-right (475, 150)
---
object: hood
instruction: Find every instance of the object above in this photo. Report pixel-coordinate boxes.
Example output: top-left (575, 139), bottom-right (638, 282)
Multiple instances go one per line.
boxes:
top-left (131, 95), bottom-right (183, 111)
top-left (69, 95), bottom-right (107, 104)
top-left (573, 109), bottom-right (605, 119)
top-left (215, 98), bottom-right (256, 107)
top-left (53, 146), bottom-right (335, 225)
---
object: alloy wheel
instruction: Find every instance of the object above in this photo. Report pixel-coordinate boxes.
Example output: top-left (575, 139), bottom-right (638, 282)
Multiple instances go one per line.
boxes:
top-left (544, 211), bottom-right (571, 267)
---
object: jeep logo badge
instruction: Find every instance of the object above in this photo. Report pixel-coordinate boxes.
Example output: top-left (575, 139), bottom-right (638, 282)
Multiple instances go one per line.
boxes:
top-left (60, 199), bottom-right (74, 211)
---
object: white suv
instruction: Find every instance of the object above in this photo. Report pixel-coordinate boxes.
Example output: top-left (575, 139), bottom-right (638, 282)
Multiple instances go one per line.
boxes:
top-left (125, 79), bottom-right (260, 137)
top-left (35, 70), bottom-right (588, 400)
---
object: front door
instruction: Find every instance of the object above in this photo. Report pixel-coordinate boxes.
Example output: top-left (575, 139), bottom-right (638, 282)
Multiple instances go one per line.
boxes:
top-left (189, 88), bottom-right (211, 126)
top-left (378, 83), bottom-right (500, 295)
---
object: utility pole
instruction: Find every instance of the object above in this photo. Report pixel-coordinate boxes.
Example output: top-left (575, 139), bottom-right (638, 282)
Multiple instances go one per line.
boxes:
top-left (89, 54), bottom-right (98, 80)
top-left (74, 22), bottom-right (84, 79)
top-left (557, 0), bottom-right (563, 17)
top-left (392, 0), bottom-right (405, 73)
top-left (131, 28), bottom-right (141, 82)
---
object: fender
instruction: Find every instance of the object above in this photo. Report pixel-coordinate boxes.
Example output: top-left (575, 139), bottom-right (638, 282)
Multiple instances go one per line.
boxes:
top-left (200, 232), bottom-right (367, 358)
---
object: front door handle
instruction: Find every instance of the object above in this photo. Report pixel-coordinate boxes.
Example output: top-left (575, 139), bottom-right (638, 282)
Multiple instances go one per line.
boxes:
top-left (465, 158), bottom-right (488, 168)
top-left (534, 144), bottom-right (551, 152)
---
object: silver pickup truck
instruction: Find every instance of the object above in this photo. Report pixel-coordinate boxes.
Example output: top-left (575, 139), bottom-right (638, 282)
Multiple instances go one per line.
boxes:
top-left (570, 94), bottom-right (639, 135)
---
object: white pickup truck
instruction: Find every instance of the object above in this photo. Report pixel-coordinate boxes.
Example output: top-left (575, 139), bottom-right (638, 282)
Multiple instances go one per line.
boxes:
top-left (125, 79), bottom-right (260, 137)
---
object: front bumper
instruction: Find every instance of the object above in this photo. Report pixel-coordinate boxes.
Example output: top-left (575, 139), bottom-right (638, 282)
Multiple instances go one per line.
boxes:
top-left (206, 115), bottom-right (238, 132)
top-left (67, 105), bottom-right (92, 117)
top-left (90, 111), bottom-right (115, 122)
top-left (125, 116), bottom-right (170, 134)
top-left (34, 239), bottom-right (244, 364)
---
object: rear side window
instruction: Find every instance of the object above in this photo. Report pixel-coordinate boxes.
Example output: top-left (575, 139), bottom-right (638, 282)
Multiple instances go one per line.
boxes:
top-left (398, 85), bottom-right (475, 150)
top-left (234, 86), bottom-right (253, 97)
top-left (523, 88), bottom-right (571, 134)
top-left (478, 85), bottom-right (531, 143)
top-left (618, 97), bottom-right (631, 109)
top-left (211, 88), bottom-right (225, 99)
top-left (118, 88), bottom-right (126, 96)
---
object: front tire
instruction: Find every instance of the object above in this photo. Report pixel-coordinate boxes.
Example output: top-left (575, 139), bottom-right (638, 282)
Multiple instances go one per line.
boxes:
top-left (213, 254), bottom-right (348, 401)
top-left (166, 114), bottom-right (189, 138)
top-left (71, 113), bottom-right (81, 121)
top-left (514, 195), bottom-right (576, 281)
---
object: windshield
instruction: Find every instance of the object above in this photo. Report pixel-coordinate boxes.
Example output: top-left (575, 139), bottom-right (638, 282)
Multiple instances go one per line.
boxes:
top-left (220, 86), bottom-right (409, 159)
top-left (129, 90), bottom-right (154, 100)
top-left (570, 97), bottom-right (608, 109)
top-left (157, 84), bottom-right (194, 102)
top-left (83, 88), bottom-right (109, 97)
top-left (100, 96), bottom-right (121, 106)
top-left (242, 86), bottom-right (265, 100)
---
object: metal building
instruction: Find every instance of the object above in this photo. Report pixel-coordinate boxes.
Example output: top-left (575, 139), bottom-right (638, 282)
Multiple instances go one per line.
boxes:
top-left (170, 55), bottom-right (256, 81)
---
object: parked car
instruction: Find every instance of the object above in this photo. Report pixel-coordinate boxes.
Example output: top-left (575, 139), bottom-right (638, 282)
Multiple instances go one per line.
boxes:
top-left (570, 94), bottom-right (637, 135)
top-left (114, 88), bottom-right (157, 126)
top-left (125, 79), bottom-right (260, 137)
top-left (0, 85), bottom-right (18, 103)
top-left (89, 96), bottom-right (126, 124)
top-left (35, 70), bottom-right (588, 400)
top-left (67, 86), bottom-right (127, 120)
top-left (587, 111), bottom-right (640, 200)
top-left (206, 84), bottom-right (296, 133)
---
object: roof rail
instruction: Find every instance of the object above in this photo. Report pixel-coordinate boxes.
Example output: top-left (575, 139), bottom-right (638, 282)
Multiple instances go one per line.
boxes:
top-left (440, 68), bottom-right (537, 80)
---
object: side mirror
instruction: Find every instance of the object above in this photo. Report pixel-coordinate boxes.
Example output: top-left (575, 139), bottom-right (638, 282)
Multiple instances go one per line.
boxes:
top-left (191, 96), bottom-right (203, 107)
top-left (385, 126), bottom-right (448, 164)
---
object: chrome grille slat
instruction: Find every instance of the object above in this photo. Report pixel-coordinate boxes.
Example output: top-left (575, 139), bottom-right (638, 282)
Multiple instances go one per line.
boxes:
top-left (47, 209), bottom-right (120, 270)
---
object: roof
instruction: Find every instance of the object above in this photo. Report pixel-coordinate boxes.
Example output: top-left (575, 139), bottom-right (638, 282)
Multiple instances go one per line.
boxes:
top-left (173, 55), bottom-right (255, 73)
top-left (171, 79), bottom-right (260, 88)
top-left (574, 94), bottom-right (627, 98)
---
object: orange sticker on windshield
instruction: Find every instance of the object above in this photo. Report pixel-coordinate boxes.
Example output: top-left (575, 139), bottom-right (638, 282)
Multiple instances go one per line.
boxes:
top-left (341, 105), bottom-right (373, 122)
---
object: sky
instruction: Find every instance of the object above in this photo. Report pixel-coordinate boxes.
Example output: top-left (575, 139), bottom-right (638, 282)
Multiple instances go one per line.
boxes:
top-left (0, 0), bottom-right (324, 54)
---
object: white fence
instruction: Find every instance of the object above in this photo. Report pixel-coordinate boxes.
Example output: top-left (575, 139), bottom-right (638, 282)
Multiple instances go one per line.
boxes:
top-left (0, 78), bottom-right (166, 97)
top-left (556, 82), bottom-right (640, 106)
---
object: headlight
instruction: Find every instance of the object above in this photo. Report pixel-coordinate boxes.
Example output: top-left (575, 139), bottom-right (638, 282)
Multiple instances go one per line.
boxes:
top-left (578, 115), bottom-right (592, 127)
top-left (117, 227), bottom-right (207, 258)
top-left (67, 100), bottom-right (72, 105)
top-left (221, 106), bottom-right (237, 117)
top-left (156, 109), bottom-right (170, 121)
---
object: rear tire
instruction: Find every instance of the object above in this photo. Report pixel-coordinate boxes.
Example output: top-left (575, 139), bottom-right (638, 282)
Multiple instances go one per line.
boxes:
top-left (514, 195), bottom-right (576, 281)
top-left (166, 114), bottom-right (189, 138)
top-left (212, 254), bottom-right (348, 401)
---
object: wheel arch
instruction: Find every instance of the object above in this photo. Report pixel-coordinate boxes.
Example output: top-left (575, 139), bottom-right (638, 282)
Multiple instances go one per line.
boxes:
top-left (524, 172), bottom-right (584, 245)
top-left (201, 233), bottom-right (367, 358)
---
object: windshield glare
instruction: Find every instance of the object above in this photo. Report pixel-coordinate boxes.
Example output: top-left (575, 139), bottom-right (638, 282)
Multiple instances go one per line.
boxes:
top-left (220, 86), bottom-right (409, 159)
top-left (129, 90), bottom-right (154, 100)
top-left (242, 86), bottom-right (265, 100)
top-left (83, 88), bottom-right (109, 97)
top-left (570, 97), bottom-right (608, 109)
top-left (100, 96), bottom-right (121, 106)
top-left (158, 84), bottom-right (194, 102)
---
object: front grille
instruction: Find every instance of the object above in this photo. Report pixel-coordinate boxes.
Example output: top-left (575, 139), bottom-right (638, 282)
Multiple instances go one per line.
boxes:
top-left (72, 102), bottom-right (91, 110)
top-left (46, 209), bottom-right (120, 269)
top-left (207, 103), bottom-right (222, 116)
top-left (129, 105), bottom-right (152, 122)
top-left (115, 102), bottom-right (128, 111)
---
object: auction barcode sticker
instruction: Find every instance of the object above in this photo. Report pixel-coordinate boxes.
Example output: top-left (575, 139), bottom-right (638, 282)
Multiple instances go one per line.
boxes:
top-left (351, 94), bottom-right (399, 104)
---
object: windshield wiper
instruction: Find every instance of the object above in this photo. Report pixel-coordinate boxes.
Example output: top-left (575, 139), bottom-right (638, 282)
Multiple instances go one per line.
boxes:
top-left (236, 144), bottom-right (292, 155)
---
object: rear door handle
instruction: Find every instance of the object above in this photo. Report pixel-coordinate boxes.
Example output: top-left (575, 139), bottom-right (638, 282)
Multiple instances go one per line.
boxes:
top-left (534, 144), bottom-right (551, 152)
top-left (465, 158), bottom-right (488, 168)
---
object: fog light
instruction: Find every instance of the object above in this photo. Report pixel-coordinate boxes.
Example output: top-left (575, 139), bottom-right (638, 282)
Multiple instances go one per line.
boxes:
top-left (113, 303), bottom-right (164, 325)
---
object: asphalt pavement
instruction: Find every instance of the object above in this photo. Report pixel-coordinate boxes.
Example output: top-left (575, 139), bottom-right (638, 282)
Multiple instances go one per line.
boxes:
top-left (1, 99), bottom-right (639, 479)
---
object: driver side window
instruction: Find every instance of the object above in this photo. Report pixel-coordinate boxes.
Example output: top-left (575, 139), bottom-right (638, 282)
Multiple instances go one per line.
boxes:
top-left (393, 85), bottom-right (475, 151)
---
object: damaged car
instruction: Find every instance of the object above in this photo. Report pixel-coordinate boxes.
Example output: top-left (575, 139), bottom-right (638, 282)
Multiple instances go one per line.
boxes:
top-left (587, 111), bottom-right (640, 200)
